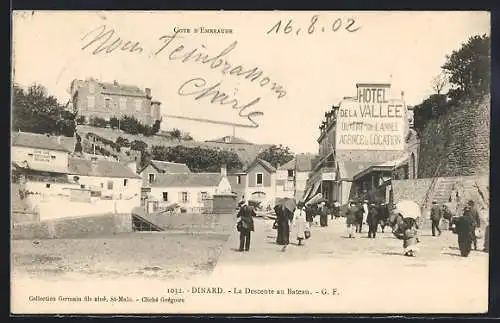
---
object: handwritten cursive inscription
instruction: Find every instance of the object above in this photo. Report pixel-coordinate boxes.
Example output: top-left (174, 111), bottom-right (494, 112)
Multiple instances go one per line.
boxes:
top-left (267, 15), bottom-right (361, 35)
top-left (178, 78), bottom-right (263, 128)
top-left (154, 31), bottom-right (286, 99)
top-left (81, 25), bottom-right (144, 55)
top-left (80, 25), bottom-right (287, 129)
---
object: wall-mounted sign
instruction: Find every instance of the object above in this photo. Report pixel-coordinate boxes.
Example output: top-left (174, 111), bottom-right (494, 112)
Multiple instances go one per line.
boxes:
top-left (336, 84), bottom-right (406, 151)
top-left (32, 149), bottom-right (51, 162)
top-left (322, 172), bottom-right (336, 181)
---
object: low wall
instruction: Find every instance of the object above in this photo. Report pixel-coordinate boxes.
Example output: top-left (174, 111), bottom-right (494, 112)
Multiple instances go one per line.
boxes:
top-left (137, 210), bottom-right (235, 233)
top-left (36, 198), bottom-right (140, 221)
top-left (11, 213), bottom-right (132, 240)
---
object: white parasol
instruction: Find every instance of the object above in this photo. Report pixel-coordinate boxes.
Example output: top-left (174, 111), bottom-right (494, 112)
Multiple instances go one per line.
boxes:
top-left (395, 200), bottom-right (421, 219)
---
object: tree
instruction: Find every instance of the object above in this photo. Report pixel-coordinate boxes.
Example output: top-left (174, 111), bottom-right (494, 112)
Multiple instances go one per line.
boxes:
top-left (442, 34), bottom-right (490, 101)
top-left (116, 136), bottom-right (130, 148)
top-left (151, 119), bottom-right (161, 135)
top-left (257, 144), bottom-right (294, 168)
top-left (74, 134), bottom-right (83, 153)
top-left (431, 73), bottom-right (448, 95)
top-left (89, 116), bottom-right (107, 128)
top-left (12, 83), bottom-right (76, 136)
top-left (150, 145), bottom-right (243, 172)
top-left (130, 140), bottom-right (148, 153)
top-left (170, 128), bottom-right (182, 142)
top-left (109, 117), bottom-right (120, 129)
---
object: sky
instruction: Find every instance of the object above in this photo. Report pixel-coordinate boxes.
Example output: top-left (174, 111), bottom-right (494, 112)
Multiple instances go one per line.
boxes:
top-left (12, 11), bottom-right (490, 153)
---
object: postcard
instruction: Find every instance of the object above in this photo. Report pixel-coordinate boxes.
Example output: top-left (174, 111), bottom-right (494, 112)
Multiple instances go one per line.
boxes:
top-left (11, 10), bottom-right (490, 314)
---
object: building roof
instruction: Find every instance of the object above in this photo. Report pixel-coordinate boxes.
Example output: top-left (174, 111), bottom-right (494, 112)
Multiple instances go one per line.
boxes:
top-left (278, 159), bottom-right (296, 170)
top-left (246, 158), bottom-right (276, 173)
top-left (151, 173), bottom-right (223, 188)
top-left (12, 132), bottom-right (70, 152)
top-left (337, 161), bottom-right (380, 180)
top-left (205, 135), bottom-right (254, 145)
top-left (97, 81), bottom-right (147, 97)
top-left (350, 154), bottom-right (410, 181)
top-left (139, 160), bottom-right (191, 174)
top-left (68, 157), bottom-right (141, 179)
top-left (11, 161), bottom-right (69, 174)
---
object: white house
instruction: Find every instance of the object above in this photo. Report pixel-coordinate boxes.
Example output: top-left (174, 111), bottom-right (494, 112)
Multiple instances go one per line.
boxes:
top-left (67, 157), bottom-right (142, 205)
top-left (12, 131), bottom-right (70, 174)
top-left (276, 154), bottom-right (315, 201)
top-left (138, 159), bottom-right (191, 188)
top-left (149, 166), bottom-right (232, 211)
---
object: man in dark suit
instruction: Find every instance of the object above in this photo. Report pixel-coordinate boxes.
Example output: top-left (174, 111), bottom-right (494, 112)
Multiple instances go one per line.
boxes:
top-left (367, 202), bottom-right (379, 238)
top-left (430, 200), bottom-right (442, 237)
top-left (466, 200), bottom-right (481, 250)
top-left (237, 201), bottom-right (255, 252)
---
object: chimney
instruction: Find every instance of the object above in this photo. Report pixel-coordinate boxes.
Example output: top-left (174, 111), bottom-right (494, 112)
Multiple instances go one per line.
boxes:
top-left (221, 164), bottom-right (227, 177)
top-left (113, 80), bottom-right (119, 86)
top-left (145, 88), bottom-right (152, 99)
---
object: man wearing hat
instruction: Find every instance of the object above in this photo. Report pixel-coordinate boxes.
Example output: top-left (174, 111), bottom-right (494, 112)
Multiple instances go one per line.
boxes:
top-left (430, 200), bottom-right (442, 237)
top-left (367, 202), bottom-right (379, 238)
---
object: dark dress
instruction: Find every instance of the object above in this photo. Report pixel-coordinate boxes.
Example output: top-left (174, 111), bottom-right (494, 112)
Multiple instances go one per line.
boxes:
top-left (377, 204), bottom-right (389, 232)
top-left (237, 205), bottom-right (255, 251)
top-left (274, 205), bottom-right (291, 245)
top-left (305, 205), bottom-right (314, 226)
top-left (319, 205), bottom-right (328, 227)
top-left (455, 212), bottom-right (475, 257)
top-left (345, 205), bottom-right (358, 225)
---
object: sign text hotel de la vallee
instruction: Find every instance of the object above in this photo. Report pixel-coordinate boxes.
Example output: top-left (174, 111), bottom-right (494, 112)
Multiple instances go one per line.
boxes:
top-left (336, 84), bottom-right (406, 151)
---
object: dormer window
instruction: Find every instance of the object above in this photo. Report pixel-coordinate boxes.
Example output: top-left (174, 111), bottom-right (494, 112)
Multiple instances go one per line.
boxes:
top-left (224, 136), bottom-right (231, 143)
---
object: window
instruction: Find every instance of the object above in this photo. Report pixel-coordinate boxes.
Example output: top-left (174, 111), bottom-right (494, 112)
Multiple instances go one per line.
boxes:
top-left (201, 192), bottom-right (208, 200)
top-left (87, 96), bottom-right (95, 109)
top-left (256, 173), bottom-right (263, 185)
top-left (181, 192), bottom-right (188, 203)
top-left (51, 155), bottom-right (56, 159)
top-left (119, 97), bottom-right (127, 110)
top-left (148, 173), bottom-right (155, 184)
top-left (100, 183), bottom-right (104, 188)
top-left (46, 183), bottom-right (51, 188)
top-left (287, 169), bottom-right (294, 178)
top-left (135, 99), bottom-right (142, 111)
top-left (105, 98), bottom-right (112, 110)
top-left (162, 192), bottom-right (168, 202)
top-left (80, 184), bottom-right (85, 189)
top-left (237, 175), bottom-right (241, 184)
top-left (123, 179), bottom-right (128, 187)
top-left (107, 181), bottom-right (114, 190)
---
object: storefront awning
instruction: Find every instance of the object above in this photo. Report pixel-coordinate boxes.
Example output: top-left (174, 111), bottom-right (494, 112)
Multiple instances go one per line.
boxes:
top-left (305, 181), bottom-right (321, 202)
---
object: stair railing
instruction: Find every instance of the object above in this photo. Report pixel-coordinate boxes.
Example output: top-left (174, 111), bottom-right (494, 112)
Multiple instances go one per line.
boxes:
top-left (422, 161), bottom-right (443, 209)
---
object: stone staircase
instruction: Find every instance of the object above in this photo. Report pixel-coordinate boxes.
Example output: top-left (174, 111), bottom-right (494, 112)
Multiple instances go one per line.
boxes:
top-left (429, 177), bottom-right (459, 204)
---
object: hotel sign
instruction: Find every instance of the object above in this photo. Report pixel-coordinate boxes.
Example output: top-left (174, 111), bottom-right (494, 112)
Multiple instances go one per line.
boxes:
top-left (336, 84), bottom-right (406, 151)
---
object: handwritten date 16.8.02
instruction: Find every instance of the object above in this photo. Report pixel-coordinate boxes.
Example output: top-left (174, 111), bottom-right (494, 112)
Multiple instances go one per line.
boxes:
top-left (266, 15), bottom-right (361, 35)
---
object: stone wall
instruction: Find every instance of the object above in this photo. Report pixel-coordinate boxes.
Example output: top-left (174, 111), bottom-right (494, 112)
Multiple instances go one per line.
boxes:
top-left (418, 95), bottom-right (490, 178)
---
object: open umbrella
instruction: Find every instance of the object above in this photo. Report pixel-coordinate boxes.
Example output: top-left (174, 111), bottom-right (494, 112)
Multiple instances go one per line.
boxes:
top-left (395, 200), bottom-right (421, 219)
top-left (248, 199), bottom-right (262, 209)
top-left (275, 197), bottom-right (296, 213)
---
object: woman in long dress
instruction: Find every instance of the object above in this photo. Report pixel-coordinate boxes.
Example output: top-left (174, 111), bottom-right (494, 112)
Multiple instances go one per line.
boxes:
top-left (402, 217), bottom-right (419, 256)
top-left (293, 202), bottom-right (307, 246)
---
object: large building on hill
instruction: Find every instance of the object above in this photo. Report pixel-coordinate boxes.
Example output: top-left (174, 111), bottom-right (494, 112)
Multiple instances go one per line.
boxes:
top-left (70, 78), bottom-right (162, 125)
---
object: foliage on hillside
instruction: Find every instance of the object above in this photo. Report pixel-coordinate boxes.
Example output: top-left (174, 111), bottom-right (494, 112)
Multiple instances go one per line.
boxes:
top-left (150, 145), bottom-right (243, 173)
top-left (413, 34), bottom-right (490, 135)
top-left (13, 84), bottom-right (76, 137)
top-left (257, 144), bottom-right (294, 168)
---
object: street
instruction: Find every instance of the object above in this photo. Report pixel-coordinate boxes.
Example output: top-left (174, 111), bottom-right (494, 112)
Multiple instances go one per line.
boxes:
top-left (208, 217), bottom-right (488, 313)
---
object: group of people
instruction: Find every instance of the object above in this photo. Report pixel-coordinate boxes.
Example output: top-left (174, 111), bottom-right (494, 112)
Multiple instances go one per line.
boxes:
top-left (344, 200), bottom-right (390, 239)
top-left (435, 199), bottom-right (489, 257)
top-left (235, 196), bottom-right (489, 258)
